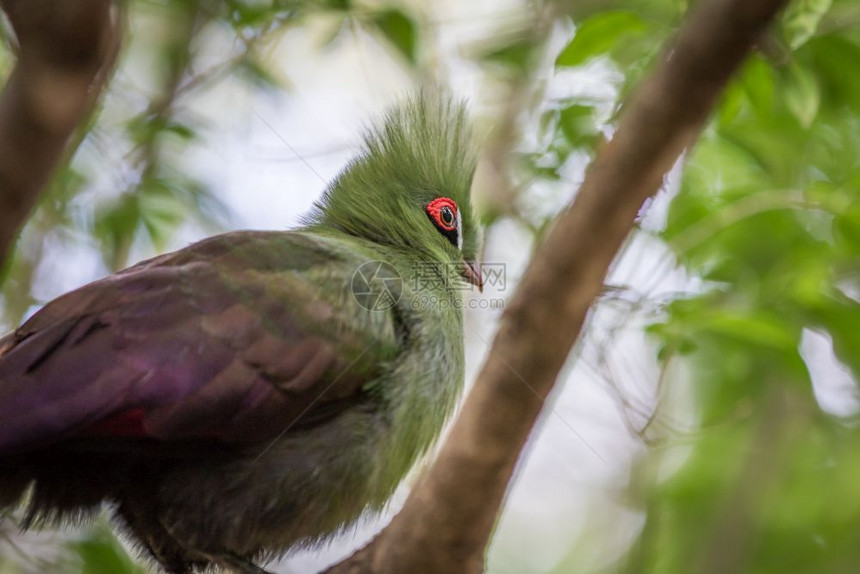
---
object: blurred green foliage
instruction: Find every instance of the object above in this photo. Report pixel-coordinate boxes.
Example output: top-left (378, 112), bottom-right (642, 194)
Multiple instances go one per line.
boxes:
top-left (542, 0), bottom-right (860, 572)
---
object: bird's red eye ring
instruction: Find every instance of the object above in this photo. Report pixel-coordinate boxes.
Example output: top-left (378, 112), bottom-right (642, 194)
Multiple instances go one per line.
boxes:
top-left (426, 197), bottom-right (458, 232)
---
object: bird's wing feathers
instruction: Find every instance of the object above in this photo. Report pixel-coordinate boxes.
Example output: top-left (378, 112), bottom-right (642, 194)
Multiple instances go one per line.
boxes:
top-left (0, 231), bottom-right (399, 453)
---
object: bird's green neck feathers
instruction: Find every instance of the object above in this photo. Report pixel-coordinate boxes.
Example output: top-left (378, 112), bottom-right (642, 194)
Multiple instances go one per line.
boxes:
top-left (301, 92), bottom-right (480, 502)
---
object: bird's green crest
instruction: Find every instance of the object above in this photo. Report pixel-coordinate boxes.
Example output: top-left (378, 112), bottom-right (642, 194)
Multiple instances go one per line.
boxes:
top-left (305, 90), bottom-right (480, 265)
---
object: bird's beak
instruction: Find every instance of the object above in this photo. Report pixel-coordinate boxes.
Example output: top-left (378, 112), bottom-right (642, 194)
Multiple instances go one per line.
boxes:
top-left (462, 261), bottom-right (484, 292)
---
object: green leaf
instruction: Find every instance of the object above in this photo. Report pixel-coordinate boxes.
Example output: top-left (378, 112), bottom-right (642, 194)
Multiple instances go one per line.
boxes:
top-left (95, 193), bottom-right (140, 271)
top-left (481, 38), bottom-right (535, 75)
top-left (783, 0), bottom-right (833, 49)
top-left (320, 0), bottom-right (351, 11)
top-left (783, 62), bottom-right (821, 128)
top-left (163, 120), bottom-right (197, 141)
top-left (72, 527), bottom-right (145, 574)
top-left (698, 310), bottom-right (798, 352)
top-left (557, 103), bottom-right (600, 149)
top-left (806, 35), bottom-right (860, 115)
top-left (225, 0), bottom-right (299, 29)
top-left (740, 55), bottom-right (775, 119)
top-left (717, 80), bottom-right (745, 126)
top-left (138, 182), bottom-right (186, 250)
top-left (555, 10), bottom-right (648, 68)
top-left (370, 9), bottom-right (418, 66)
top-left (237, 57), bottom-right (281, 89)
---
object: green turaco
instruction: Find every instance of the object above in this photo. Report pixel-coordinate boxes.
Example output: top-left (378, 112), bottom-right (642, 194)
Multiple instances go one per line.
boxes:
top-left (0, 91), bottom-right (482, 574)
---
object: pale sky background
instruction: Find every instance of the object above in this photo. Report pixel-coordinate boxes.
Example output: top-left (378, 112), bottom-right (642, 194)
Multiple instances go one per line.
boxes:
top-left (6, 1), bottom-right (859, 573)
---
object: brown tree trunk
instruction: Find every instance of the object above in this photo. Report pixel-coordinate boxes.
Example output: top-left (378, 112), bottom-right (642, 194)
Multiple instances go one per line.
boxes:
top-left (0, 0), bottom-right (122, 270)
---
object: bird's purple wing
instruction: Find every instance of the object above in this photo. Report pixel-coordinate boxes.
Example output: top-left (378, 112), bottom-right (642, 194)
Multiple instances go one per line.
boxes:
top-left (0, 232), bottom-right (396, 454)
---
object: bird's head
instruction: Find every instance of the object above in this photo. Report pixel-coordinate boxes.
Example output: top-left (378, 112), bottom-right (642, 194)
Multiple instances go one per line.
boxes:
top-left (306, 90), bottom-right (482, 290)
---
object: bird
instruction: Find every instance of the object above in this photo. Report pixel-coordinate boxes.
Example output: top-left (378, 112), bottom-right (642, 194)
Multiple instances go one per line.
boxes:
top-left (0, 91), bottom-right (482, 574)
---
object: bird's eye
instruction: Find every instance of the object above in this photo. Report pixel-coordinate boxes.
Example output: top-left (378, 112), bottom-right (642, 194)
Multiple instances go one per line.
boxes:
top-left (439, 206), bottom-right (455, 227)
top-left (425, 197), bottom-right (460, 248)
top-left (426, 197), bottom-right (458, 231)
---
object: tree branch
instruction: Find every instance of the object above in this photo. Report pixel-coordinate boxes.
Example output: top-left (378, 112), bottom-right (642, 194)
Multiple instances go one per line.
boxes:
top-left (325, 0), bottom-right (789, 572)
top-left (0, 0), bottom-right (122, 270)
